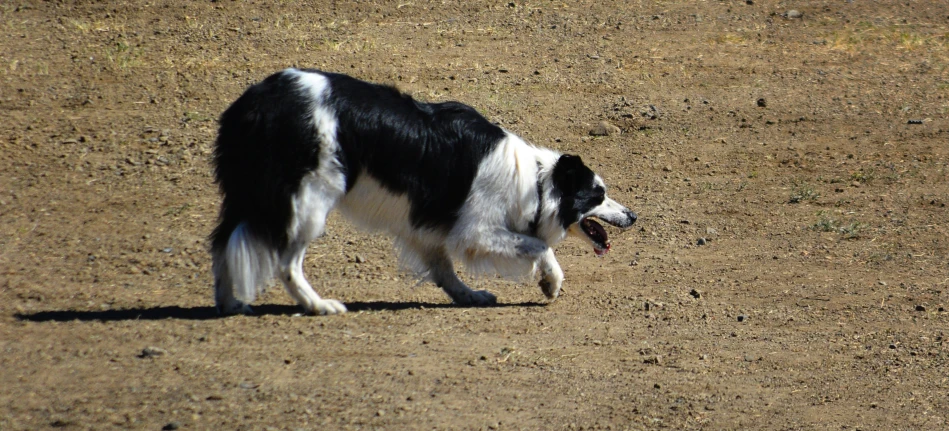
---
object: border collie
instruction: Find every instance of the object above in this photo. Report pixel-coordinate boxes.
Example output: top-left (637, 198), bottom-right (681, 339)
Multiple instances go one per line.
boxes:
top-left (210, 68), bottom-right (637, 315)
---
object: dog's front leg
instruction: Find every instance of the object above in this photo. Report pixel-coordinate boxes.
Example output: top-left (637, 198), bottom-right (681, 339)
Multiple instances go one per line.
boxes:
top-left (537, 248), bottom-right (564, 300)
top-left (425, 249), bottom-right (497, 306)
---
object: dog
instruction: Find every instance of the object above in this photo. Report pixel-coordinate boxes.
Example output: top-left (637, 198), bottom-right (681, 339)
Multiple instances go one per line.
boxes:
top-left (210, 68), bottom-right (637, 315)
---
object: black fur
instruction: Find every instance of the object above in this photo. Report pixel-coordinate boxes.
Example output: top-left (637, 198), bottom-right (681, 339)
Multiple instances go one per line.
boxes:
top-left (211, 72), bottom-right (321, 253)
top-left (552, 155), bottom-right (605, 228)
top-left (322, 71), bottom-right (506, 229)
top-left (211, 70), bottom-right (506, 254)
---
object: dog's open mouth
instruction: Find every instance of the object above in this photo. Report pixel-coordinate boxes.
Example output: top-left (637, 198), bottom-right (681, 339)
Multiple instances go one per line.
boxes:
top-left (581, 218), bottom-right (611, 256)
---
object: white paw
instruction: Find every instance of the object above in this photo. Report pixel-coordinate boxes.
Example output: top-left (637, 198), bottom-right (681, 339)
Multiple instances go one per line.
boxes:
top-left (311, 299), bottom-right (348, 315)
top-left (539, 267), bottom-right (564, 300)
top-left (454, 289), bottom-right (497, 307)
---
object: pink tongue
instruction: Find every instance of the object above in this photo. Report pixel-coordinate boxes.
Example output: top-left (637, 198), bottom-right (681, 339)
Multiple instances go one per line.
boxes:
top-left (594, 244), bottom-right (611, 256)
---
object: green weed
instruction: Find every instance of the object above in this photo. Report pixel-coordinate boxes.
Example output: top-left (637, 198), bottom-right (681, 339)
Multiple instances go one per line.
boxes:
top-left (789, 181), bottom-right (819, 203)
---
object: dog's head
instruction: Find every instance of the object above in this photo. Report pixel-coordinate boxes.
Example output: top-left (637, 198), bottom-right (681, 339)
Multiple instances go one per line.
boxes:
top-left (551, 154), bottom-right (637, 255)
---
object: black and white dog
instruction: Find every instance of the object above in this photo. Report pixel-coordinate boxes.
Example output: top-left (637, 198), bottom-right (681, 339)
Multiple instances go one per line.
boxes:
top-left (210, 68), bottom-right (637, 315)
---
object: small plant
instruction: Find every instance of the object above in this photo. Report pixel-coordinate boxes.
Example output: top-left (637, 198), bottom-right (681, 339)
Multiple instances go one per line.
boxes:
top-left (813, 217), bottom-right (838, 232)
top-left (789, 181), bottom-right (819, 203)
top-left (182, 111), bottom-right (213, 123)
top-left (106, 40), bottom-right (142, 69)
top-left (812, 212), bottom-right (864, 238)
top-left (838, 221), bottom-right (864, 238)
top-left (164, 203), bottom-right (191, 217)
top-left (850, 168), bottom-right (876, 184)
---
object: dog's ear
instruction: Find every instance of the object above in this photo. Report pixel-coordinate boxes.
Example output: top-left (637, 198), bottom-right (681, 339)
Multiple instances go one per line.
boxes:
top-left (552, 154), bottom-right (587, 195)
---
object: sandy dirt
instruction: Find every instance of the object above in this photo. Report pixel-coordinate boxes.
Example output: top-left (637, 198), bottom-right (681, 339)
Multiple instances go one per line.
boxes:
top-left (2, 1), bottom-right (948, 429)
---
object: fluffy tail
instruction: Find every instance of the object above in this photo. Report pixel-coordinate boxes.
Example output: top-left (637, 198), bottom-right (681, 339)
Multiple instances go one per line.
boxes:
top-left (211, 222), bottom-right (277, 314)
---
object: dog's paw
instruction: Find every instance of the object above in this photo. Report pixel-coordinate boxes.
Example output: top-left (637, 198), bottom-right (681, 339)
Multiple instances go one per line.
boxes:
top-left (454, 289), bottom-right (497, 307)
top-left (308, 299), bottom-right (348, 315)
top-left (539, 268), bottom-right (564, 300)
top-left (217, 301), bottom-right (254, 316)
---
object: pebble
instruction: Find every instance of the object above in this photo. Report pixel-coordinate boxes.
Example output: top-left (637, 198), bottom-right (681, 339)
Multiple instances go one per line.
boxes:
top-left (162, 422), bottom-right (181, 431)
top-left (640, 104), bottom-right (661, 120)
top-left (696, 238), bottom-right (707, 246)
top-left (737, 314), bottom-right (747, 322)
top-left (756, 98), bottom-right (767, 107)
top-left (785, 10), bottom-right (802, 19)
top-left (643, 355), bottom-right (661, 365)
top-left (589, 121), bottom-right (621, 136)
top-left (689, 288), bottom-right (702, 299)
top-left (139, 346), bottom-right (167, 358)
top-left (915, 305), bottom-right (926, 312)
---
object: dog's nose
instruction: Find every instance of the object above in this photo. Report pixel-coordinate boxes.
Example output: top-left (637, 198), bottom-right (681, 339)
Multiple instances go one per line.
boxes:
top-left (626, 210), bottom-right (638, 225)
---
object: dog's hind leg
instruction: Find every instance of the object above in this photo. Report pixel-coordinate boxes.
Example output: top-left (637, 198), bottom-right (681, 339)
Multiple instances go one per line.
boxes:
top-left (278, 242), bottom-right (347, 315)
top-left (278, 175), bottom-right (347, 315)
top-left (423, 248), bottom-right (497, 306)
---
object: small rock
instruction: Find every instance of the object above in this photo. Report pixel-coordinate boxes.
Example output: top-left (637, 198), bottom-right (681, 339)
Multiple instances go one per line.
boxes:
top-left (705, 227), bottom-right (718, 236)
top-left (590, 121), bottom-right (621, 136)
top-left (643, 355), bottom-right (661, 365)
top-left (689, 289), bottom-right (702, 299)
top-left (915, 305), bottom-right (926, 312)
top-left (907, 119), bottom-right (923, 125)
top-left (784, 10), bottom-right (802, 19)
top-left (756, 98), bottom-right (767, 107)
top-left (697, 238), bottom-right (707, 246)
top-left (640, 104), bottom-right (661, 120)
top-left (737, 314), bottom-right (747, 322)
top-left (162, 422), bottom-right (181, 431)
top-left (139, 346), bottom-right (167, 358)
top-left (354, 254), bottom-right (367, 264)
top-left (662, 165), bottom-right (673, 172)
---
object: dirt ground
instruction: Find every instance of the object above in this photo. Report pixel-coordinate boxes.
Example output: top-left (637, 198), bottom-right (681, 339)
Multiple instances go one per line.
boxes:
top-left (2, 1), bottom-right (948, 429)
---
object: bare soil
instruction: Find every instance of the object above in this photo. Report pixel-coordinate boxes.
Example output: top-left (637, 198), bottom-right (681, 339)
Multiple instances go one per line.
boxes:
top-left (2, 1), bottom-right (948, 430)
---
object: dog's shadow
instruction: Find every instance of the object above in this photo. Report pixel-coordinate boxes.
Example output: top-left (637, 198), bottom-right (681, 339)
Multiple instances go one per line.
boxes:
top-left (15, 301), bottom-right (547, 322)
